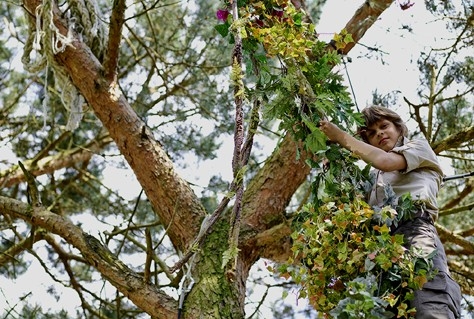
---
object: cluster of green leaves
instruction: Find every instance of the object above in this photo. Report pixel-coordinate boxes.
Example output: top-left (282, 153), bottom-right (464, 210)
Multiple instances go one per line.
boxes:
top-left (263, 52), bottom-right (361, 153)
top-left (216, 0), bottom-right (316, 63)
top-left (216, 0), bottom-right (361, 153)
top-left (279, 146), bottom-right (435, 318)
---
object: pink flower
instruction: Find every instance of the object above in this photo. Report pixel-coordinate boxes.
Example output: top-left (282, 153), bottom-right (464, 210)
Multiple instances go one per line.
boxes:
top-left (216, 9), bottom-right (230, 21)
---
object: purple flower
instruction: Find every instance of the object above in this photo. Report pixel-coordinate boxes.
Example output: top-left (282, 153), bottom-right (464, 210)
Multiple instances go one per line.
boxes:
top-left (216, 9), bottom-right (230, 22)
top-left (272, 7), bottom-right (284, 18)
top-left (255, 19), bottom-right (264, 27)
top-left (398, 0), bottom-right (415, 10)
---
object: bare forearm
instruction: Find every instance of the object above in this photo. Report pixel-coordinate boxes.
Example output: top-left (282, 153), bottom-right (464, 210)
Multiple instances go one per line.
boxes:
top-left (319, 121), bottom-right (406, 172)
top-left (336, 132), bottom-right (390, 169)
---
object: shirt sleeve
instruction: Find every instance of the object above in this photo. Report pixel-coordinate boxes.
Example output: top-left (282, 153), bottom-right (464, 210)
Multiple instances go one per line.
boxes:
top-left (390, 138), bottom-right (444, 176)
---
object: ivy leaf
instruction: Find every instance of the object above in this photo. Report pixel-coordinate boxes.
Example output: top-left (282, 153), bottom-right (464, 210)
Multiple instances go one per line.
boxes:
top-left (293, 13), bottom-right (303, 26)
top-left (215, 23), bottom-right (230, 38)
top-left (365, 257), bottom-right (376, 271)
top-left (344, 33), bottom-right (354, 44)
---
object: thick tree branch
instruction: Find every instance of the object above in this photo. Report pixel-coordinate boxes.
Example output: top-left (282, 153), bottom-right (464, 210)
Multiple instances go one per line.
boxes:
top-left (439, 202), bottom-right (474, 217)
top-left (332, 0), bottom-right (395, 55)
top-left (448, 260), bottom-right (474, 295)
top-left (22, 0), bottom-right (206, 252)
top-left (432, 126), bottom-right (474, 154)
top-left (441, 181), bottom-right (474, 210)
top-left (103, 0), bottom-right (126, 81)
top-left (436, 222), bottom-right (474, 255)
top-left (0, 135), bottom-right (111, 188)
top-left (0, 195), bottom-right (177, 318)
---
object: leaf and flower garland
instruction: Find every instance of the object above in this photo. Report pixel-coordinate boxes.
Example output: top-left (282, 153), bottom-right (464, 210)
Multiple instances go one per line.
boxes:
top-left (216, 0), bottom-right (434, 317)
top-left (278, 145), bottom-right (435, 318)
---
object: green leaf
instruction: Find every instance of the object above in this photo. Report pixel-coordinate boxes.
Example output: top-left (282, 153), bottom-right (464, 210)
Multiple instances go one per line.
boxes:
top-left (301, 113), bottom-right (319, 132)
top-left (221, 244), bottom-right (240, 269)
top-left (293, 13), bottom-right (302, 26)
top-left (344, 33), bottom-right (354, 44)
top-left (305, 130), bottom-right (327, 153)
top-left (214, 23), bottom-right (229, 38)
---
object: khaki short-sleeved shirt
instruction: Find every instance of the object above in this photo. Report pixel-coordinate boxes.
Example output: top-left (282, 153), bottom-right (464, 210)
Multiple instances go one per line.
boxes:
top-left (368, 137), bottom-right (444, 221)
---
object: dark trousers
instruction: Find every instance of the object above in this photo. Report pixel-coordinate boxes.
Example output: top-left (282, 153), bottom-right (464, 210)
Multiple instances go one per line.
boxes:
top-left (393, 218), bottom-right (462, 319)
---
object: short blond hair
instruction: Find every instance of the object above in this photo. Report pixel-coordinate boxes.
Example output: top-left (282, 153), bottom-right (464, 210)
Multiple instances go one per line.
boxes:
top-left (357, 106), bottom-right (408, 143)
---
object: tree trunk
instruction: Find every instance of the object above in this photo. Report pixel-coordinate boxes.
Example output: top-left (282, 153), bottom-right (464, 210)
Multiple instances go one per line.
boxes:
top-left (184, 215), bottom-right (247, 318)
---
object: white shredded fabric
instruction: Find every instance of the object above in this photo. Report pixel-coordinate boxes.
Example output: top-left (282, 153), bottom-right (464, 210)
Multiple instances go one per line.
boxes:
top-left (21, 0), bottom-right (106, 131)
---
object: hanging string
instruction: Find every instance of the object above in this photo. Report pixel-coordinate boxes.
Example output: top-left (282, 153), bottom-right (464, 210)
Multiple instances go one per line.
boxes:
top-left (342, 56), bottom-right (360, 112)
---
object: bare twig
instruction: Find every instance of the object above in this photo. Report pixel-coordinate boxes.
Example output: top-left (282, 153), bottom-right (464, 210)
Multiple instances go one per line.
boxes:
top-left (104, 0), bottom-right (126, 81)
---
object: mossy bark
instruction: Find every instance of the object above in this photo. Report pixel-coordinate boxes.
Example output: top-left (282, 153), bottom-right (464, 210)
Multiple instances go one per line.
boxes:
top-left (183, 213), bottom-right (247, 319)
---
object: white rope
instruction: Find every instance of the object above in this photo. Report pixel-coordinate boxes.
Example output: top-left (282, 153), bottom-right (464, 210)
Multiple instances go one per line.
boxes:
top-left (21, 4), bottom-right (47, 73)
top-left (33, 4), bottom-right (44, 51)
top-left (177, 252), bottom-right (196, 313)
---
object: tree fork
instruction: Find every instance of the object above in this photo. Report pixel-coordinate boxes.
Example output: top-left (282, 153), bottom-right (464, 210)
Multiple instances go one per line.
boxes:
top-left (240, 0), bottom-right (398, 263)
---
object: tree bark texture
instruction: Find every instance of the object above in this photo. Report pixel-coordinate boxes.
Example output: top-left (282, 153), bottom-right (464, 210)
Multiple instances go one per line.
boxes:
top-left (184, 215), bottom-right (247, 318)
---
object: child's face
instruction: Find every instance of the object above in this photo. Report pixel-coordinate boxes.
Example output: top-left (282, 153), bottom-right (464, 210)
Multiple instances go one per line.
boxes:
top-left (365, 119), bottom-right (402, 151)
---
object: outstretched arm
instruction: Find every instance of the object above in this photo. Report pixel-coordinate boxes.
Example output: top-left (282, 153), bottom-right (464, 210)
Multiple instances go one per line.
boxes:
top-left (319, 120), bottom-right (407, 172)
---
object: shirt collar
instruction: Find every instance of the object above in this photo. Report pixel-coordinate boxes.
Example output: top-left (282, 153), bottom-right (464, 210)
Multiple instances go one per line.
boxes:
top-left (395, 135), bottom-right (405, 147)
